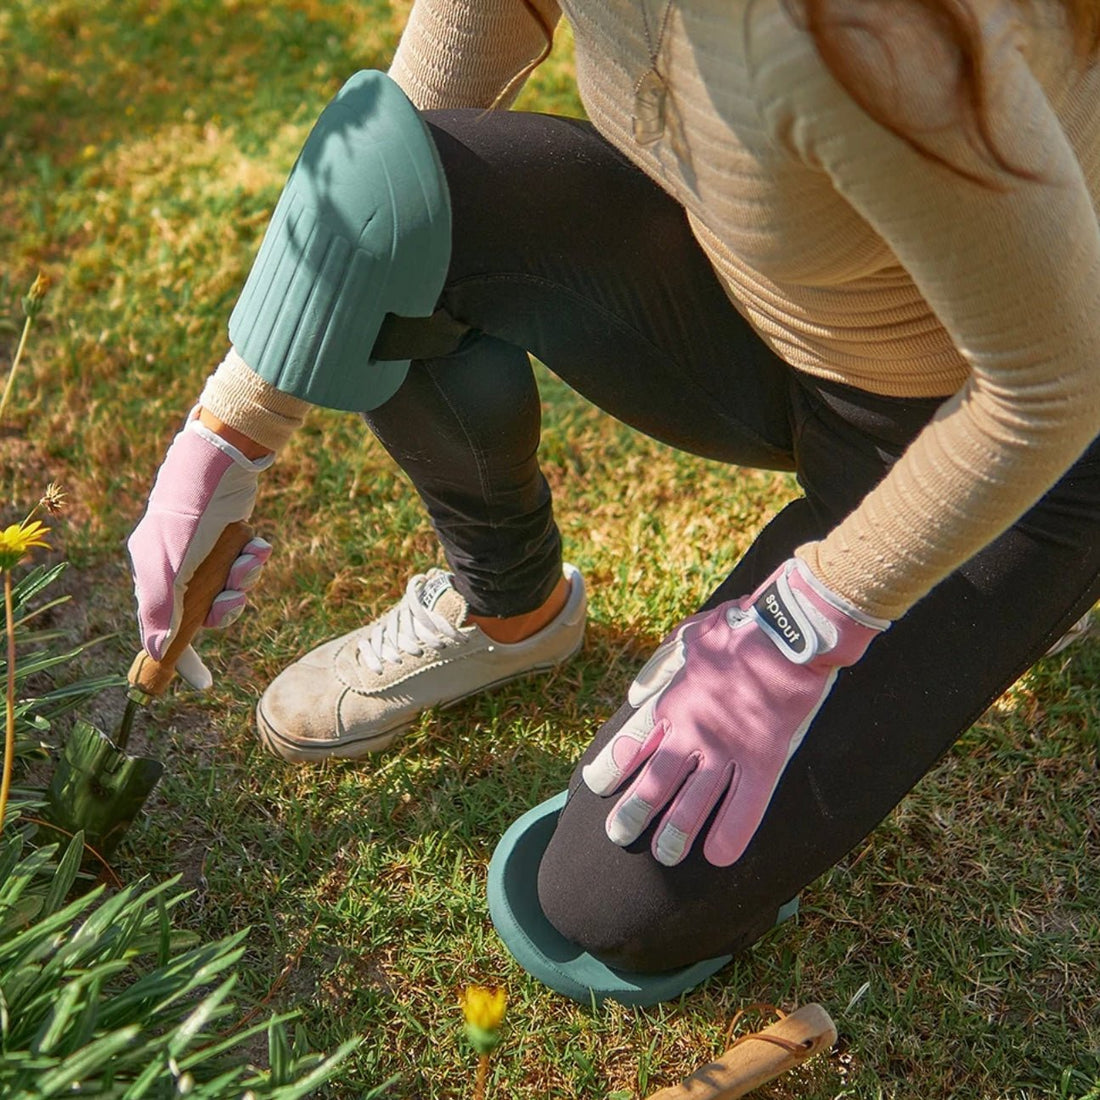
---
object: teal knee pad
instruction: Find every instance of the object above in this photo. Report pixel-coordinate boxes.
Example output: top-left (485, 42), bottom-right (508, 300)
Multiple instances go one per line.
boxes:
top-left (487, 791), bottom-right (800, 1007)
top-left (229, 70), bottom-right (451, 411)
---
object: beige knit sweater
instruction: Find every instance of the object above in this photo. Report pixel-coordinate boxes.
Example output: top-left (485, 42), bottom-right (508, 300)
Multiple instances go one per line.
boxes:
top-left (206, 0), bottom-right (1100, 620)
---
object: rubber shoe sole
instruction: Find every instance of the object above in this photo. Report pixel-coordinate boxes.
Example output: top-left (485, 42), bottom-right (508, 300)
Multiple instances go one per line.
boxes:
top-left (257, 635), bottom-right (584, 763)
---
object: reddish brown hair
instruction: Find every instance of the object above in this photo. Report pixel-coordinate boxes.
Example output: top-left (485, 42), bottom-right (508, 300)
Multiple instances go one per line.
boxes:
top-left (793, 0), bottom-right (1100, 181)
top-left (514, 0), bottom-right (1099, 181)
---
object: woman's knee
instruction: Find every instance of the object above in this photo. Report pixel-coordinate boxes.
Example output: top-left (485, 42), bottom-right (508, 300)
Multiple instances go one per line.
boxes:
top-left (536, 846), bottom-right (682, 972)
top-left (535, 789), bottom-right (777, 973)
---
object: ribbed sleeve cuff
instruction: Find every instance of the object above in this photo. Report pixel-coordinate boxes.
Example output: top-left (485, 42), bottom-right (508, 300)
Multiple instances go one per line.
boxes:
top-left (794, 542), bottom-right (911, 623)
top-left (199, 348), bottom-right (309, 452)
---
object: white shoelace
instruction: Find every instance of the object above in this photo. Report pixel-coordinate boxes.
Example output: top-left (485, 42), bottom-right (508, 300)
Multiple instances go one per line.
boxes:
top-left (357, 574), bottom-right (465, 675)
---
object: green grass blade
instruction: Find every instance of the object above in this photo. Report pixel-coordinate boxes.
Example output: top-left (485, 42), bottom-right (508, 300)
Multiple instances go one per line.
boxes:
top-left (155, 890), bottom-right (171, 969)
top-left (8, 563), bottom-right (67, 615)
top-left (0, 833), bottom-right (27, 888)
top-left (268, 1016), bottom-right (292, 1086)
top-left (42, 832), bottom-right (83, 916)
top-left (265, 1038), bottom-right (365, 1100)
top-left (0, 887), bottom-right (104, 970)
top-left (31, 975), bottom-right (84, 1055)
top-left (34, 1026), bottom-right (140, 1097)
top-left (175, 1011), bottom-right (299, 1070)
top-left (166, 975), bottom-right (239, 1059)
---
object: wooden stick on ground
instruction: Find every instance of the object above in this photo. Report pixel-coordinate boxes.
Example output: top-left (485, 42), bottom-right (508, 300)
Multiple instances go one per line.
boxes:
top-left (644, 1003), bottom-right (837, 1100)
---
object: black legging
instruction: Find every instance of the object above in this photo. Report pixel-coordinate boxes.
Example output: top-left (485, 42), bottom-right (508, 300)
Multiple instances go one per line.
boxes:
top-left (363, 109), bottom-right (1100, 971)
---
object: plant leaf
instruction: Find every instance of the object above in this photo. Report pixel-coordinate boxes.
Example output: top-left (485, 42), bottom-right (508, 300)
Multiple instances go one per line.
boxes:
top-left (42, 832), bottom-right (83, 916)
top-left (269, 1016), bottom-right (292, 1086)
top-left (32, 975), bottom-right (84, 1055)
top-left (34, 1026), bottom-right (140, 1096)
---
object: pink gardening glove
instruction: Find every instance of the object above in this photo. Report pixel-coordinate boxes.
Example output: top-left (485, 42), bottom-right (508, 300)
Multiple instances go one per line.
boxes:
top-left (582, 557), bottom-right (890, 867)
top-left (127, 416), bottom-right (274, 689)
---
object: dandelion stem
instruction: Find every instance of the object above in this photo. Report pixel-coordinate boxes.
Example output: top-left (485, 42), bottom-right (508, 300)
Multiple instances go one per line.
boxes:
top-left (0, 572), bottom-right (17, 838)
top-left (0, 313), bottom-right (33, 425)
top-left (473, 1053), bottom-right (490, 1100)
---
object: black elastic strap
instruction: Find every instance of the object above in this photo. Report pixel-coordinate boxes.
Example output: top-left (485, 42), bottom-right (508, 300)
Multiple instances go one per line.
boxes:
top-left (372, 308), bottom-right (472, 362)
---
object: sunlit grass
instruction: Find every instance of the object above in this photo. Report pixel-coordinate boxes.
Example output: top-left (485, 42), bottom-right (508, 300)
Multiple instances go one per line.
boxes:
top-left (3, 2), bottom-right (1098, 1097)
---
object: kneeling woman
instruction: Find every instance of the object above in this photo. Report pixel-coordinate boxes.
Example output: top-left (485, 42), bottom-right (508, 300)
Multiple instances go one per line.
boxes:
top-left (128, 0), bottom-right (1100, 991)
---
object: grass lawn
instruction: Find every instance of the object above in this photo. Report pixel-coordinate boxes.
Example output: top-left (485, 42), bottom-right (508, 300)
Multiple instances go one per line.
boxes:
top-left (2, 2), bottom-right (1098, 1097)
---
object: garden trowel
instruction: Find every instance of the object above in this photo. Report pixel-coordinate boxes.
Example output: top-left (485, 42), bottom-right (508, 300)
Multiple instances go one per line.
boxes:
top-left (43, 521), bottom-right (254, 862)
top-left (643, 1003), bottom-right (837, 1099)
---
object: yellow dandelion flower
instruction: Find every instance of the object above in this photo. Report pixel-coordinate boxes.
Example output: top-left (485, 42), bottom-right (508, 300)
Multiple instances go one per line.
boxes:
top-left (0, 519), bottom-right (51, 571)
top-left (22, 272), bottom-right (51, 319)
top-left (462, 985), bottom-right (507, 1098)
top-left (461, 985), bottom-right (507, 1056)
top-left (461, 985), bottom-right (506, 1031)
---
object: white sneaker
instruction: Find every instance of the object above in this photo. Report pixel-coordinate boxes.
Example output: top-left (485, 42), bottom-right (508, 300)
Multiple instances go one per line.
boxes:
top-left (256, 565), bottom-right (586, 762)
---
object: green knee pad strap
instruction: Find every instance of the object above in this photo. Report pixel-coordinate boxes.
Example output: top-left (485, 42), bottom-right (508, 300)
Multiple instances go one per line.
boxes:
top-left (229, 70), bottom-right (452, 412)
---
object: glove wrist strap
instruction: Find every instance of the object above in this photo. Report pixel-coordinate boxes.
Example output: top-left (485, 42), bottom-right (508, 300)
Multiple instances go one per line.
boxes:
top-left (186, 418), bottom-right (275, 473)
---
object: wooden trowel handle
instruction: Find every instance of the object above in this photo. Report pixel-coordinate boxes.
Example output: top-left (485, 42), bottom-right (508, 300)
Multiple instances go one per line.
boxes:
top-left (128, 520), bottom-right (255, 698)
top-left (644, 1003), bottom-right (837, 1100)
